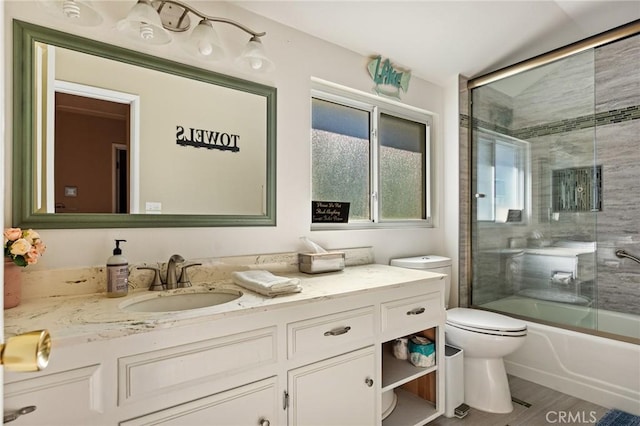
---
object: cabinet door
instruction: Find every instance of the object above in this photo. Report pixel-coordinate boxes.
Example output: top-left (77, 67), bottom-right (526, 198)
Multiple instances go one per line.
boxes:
top-left (288, 346), bottom-right (376, 426)
top-left (120, 377), bottom-right (278, 426)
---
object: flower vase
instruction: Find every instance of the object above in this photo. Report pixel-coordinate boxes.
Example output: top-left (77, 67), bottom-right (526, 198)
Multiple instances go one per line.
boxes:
top-left (4, 258), bottom-right (22, 309)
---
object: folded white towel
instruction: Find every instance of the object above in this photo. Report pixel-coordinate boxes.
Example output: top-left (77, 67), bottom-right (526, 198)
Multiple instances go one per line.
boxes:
top-left (231, 270), bottom-right (302, 297)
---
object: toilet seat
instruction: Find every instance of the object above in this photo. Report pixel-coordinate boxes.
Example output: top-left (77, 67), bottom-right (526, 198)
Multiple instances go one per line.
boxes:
top-left (447, 308), bottom-right (527, 337)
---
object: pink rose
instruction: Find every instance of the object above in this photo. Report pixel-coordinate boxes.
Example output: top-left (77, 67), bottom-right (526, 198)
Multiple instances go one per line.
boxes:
top-left (26, 248), bottom-right (41, 264)
top-left (4, 228), bottom-right (22, 241)
top-left (34, 240), bottom-right (47, 255)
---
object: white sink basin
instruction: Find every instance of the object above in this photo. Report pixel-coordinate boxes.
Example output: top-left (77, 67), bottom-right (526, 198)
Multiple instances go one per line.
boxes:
top-left (120, 289), bottom-right (242, 313)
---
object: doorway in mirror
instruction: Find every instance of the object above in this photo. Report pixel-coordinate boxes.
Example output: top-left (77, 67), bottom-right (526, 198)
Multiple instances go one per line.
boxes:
top-left (54, 92), bottom-right (130, 214)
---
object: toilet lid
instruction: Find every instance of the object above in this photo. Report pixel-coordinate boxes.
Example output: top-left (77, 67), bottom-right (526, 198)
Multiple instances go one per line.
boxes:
top-left (447, 308), bottom-right (527, 335)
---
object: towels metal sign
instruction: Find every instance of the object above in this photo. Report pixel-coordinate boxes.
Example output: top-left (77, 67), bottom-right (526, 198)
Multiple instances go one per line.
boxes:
top-left (176, 125), bottom-right (240, 152)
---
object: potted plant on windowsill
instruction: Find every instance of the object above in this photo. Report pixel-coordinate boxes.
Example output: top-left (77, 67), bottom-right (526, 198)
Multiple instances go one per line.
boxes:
top-left (3, 228), bottom-right (46, 309)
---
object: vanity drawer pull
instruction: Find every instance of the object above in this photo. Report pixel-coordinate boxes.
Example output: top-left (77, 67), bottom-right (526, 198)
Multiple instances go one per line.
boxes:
top-left (406, 307), bottom-right (426, 315)
top-left (382, 293), bottom-right (440, 337)
top-left (365, 378), bottom-right (374, 387)
top-left (287, 306), bottom-right (374, 359)
top-left (324, 326), bottom-right (351, 336)
top-left (4, 406), bottom-right (36, 424)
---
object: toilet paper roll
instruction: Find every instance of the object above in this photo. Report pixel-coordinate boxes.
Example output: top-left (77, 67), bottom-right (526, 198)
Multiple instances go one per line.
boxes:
top-left (551, 271), bottom-right (573, 285)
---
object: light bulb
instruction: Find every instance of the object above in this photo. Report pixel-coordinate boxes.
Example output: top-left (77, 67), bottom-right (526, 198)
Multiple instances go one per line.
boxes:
top-left (250, 58), bottom-right (263, 70)
top-left (198, 41), bottom-right (213, 56)
top-left (139, 23), bottom-right (154, 40)
top-left (62, 0), bottom-right (81, 19)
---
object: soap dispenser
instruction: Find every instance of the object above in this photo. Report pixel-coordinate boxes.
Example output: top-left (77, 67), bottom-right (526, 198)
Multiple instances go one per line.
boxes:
top-left (107, 239), bottom-right (128, 298)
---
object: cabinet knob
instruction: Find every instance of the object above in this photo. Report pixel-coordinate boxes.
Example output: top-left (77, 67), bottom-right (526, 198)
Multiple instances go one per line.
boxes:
top-left (406, 307), bottom-right (426, 315)
top-left (365, 377), bottom-right (374, 387)
top-left (259, 418), bottom-right (270, 426)
top-left (323, 326), bottom-right (351, 336)
top-left (4, 406), bottom-right (37, 424)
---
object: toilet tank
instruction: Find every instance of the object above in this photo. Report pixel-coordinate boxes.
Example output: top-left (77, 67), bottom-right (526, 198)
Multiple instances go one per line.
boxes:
top-left (390, 255), bottom-right (452, 308)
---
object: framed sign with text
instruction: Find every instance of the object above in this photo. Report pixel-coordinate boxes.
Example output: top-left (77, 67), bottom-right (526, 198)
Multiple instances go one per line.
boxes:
top-left (312, 201), bottom-right (350, 223)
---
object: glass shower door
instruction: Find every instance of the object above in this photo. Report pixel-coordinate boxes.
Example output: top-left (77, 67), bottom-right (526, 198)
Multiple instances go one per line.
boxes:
top-left (470, 50), bottom-right (599, 331)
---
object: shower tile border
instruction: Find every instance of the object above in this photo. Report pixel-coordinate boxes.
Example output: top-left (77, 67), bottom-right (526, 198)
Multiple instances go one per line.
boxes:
top-left (461, 104), bottom-right (640, 138)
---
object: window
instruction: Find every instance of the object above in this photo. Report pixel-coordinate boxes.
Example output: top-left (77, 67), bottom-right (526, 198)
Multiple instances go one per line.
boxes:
top-left (311, 87), bottom-right (432, 227)
top-left (475, 130), bottom-right (529, 223)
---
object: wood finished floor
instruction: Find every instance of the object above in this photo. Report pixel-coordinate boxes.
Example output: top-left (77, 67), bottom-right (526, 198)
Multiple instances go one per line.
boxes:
top-left (429, 375), bottom-right (610, 426)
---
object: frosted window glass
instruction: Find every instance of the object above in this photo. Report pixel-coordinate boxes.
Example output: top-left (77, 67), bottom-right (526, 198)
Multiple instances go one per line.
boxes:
top-left (312, 99), bottom-right (370, 220)
top-left (379, 114), bottom-right (426, 219)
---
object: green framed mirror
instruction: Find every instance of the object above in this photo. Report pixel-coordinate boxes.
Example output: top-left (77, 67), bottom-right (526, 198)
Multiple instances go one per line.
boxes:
top-left (13, 20), bottom-right (276, 229)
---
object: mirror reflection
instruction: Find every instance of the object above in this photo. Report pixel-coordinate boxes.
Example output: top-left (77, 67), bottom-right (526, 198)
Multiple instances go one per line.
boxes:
top-left (14, 21), bottom-right (276, 228)
top-left (53, 90), bottom-right (131, 214)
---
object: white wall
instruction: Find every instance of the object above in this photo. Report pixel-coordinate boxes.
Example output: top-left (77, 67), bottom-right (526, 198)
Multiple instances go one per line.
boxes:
top-left (442, 76), bottom-right (461, 306)
top-left (3, 1), bottom-right (456, 274)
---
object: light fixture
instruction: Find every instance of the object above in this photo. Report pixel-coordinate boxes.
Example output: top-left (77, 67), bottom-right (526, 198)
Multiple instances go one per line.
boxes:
top-left (236, 36), bottom-right (276, 73)
top-left (117, 0), bottom-right (274, 71)
top-left (185, 19), bottom-right (225, 61)
top-left (116, 0), bottom-right (172, 46)
top-left (38, 0), bottom-right (103, 26)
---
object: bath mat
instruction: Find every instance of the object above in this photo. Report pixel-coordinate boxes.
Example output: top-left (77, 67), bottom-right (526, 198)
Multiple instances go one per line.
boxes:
top-left (597, 409), bottom-right (640, 426)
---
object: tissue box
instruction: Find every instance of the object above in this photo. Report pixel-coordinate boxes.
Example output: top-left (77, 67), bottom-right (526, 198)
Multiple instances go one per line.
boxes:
top-left (298, 252), bottom-right (345, 274)
top-left (408, 336), bottom-right (435, 368)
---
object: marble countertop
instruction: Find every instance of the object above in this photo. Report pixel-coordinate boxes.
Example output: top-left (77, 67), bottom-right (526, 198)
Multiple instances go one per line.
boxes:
top-left (5, 264), bottom-right (445, 347)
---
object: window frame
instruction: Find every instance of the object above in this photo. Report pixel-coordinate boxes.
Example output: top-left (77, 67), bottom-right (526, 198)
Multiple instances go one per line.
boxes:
top-left (310, 81), bottom-right (434, 230)
top-left (474, 128), bottom-right (530, 225)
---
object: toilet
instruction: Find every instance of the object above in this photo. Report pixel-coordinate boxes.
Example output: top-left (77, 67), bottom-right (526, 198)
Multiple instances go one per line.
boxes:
top-left (390, 255), bottom-right (527, 414)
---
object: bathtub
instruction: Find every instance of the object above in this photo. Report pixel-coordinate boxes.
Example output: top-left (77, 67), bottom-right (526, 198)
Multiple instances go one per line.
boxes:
top-left (480, 296), bottom-right (640, 415)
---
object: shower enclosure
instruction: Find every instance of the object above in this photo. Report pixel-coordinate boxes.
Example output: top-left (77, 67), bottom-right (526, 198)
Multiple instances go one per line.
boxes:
top-left (467, 21), bottom-right (640, 343)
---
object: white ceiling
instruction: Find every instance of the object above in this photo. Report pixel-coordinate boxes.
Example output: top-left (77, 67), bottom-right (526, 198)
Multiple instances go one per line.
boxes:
top-left (232, 1), bottom-right (640, 86)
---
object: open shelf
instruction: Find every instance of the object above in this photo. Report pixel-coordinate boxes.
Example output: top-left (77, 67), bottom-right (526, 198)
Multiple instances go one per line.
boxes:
top-left (381, 322), bottom-right (443, 424)
top-left (381, 342), bottom-right (437, 392)
top-left (382, 352), bottom-right (437, 392)
top-left (382, 388), bottom-right (438, 426)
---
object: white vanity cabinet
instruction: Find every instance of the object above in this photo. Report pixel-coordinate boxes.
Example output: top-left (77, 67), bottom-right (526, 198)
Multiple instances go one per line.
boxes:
top-left (380, 290), bottom-right (445, 426)
top-left (4, 315), bottom-right (281, 426)
top-left (4, 265), bottom-right (446, 426)
top-left (113, 315), bottom-right (283, 426)
top-left (287, 346), bottom-right (376, 426)
top-left (285, 305), bottom-right (377, 426)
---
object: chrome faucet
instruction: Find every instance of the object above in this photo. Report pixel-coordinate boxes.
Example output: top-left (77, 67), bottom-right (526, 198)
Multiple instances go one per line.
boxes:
top-left (138, 254), bottom-right (195, 291)
top-left (166, 254), bottom-right (185, 289)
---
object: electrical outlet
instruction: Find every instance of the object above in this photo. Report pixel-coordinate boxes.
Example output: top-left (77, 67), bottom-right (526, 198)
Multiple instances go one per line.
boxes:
top-left (145, 202), bottom-right (162, 214)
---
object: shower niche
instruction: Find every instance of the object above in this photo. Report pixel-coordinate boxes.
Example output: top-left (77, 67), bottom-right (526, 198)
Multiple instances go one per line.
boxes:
top-left (552, 165), bottom-right (602, 212)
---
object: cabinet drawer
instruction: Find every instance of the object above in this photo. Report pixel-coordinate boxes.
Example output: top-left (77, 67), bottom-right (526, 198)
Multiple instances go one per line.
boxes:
top-left (288, 307), bottom-right (374, 359)
top-left (120, 376), bottom-right (278, 426)
top-left (4, 365), bottom-right (103, 426)
top-left (118, 327), bottom-right (277, 405)
top-left (381, 292), bottom-right (442, 337)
